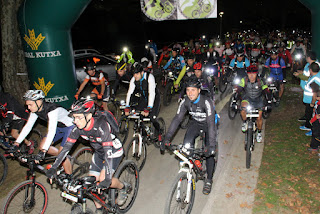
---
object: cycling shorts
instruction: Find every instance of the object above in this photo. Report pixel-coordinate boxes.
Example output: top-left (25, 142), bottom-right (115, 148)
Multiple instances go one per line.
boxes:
top-left (52, 125), bottom-right (75, 147)
top-left (89, 153), bottom-right (122, 177)
top-left (11, 119), bottom-right (25, 131)
top-left (91, 84), bottom-right (110, 102)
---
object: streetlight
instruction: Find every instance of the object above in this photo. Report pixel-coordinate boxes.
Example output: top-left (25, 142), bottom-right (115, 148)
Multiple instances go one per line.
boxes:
top-left (219, 12), bottom-right (224, 39)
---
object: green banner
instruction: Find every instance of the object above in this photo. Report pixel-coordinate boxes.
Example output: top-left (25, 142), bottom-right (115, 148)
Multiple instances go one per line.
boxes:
top-left (17, 0), bottom-right (91, 108)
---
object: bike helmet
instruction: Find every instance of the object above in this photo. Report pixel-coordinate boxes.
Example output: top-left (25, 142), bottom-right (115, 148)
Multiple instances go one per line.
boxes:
top-left (236, 48), bottom-right (245, 57)
top-left (185, 77), bottom-right (201, 89)
top-left (24, 90), bottom-right (45, 101)
top-left (270, 47), bottom-right (279, 55)
top-left (70, 98), bottom-right (95, 115)
top-left (187, 53), bottom-right (195, 60)
top-left (247, 64), bottom-right (258, 73)
top-left (172, 47), bottom-right (180, 52)
top-left (193, 62), bottom-right (203, 71)
top-left (84, 62), bottom-right (96, 72)
top-left (133, 63), bottom-right (144, 74)
top-left (115, 61), bottom-right (127, 71)
top-left (163, 46), bottom-right (168, 51)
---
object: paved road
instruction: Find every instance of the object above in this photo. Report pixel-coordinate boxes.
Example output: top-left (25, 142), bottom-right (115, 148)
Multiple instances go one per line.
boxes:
top-left (1, 87), bottom-right (265, 214)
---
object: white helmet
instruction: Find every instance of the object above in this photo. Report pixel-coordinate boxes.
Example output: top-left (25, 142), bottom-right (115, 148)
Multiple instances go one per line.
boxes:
top-left (24, 90), bottom-right (45, 101)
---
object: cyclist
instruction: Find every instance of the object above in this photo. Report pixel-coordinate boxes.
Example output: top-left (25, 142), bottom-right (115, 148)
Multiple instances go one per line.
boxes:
top-left (0, 92), bottom-right (34, 153)
top-left (117, 47), bottom-right (135, 65)
top-left (290, 39), bottom-right (307, 60)
top-left (204, 45), bottom-right (222, 92)
top-left (112, 61), bottom-right (132, 98)
top-left (234, 65), bottom-right (272, 143)
top-left (13, 90), bottom-right (73, 174)
top-left (178, 54), bottom-right (196, 100)
top-left (46, 98), bottom-right (128, 213)
top-left (125, 63), bottom-right (162, 141)
top-left (263, 48), bottom-right (286, 105)
top-left (161, 77), bottom-right (218, 195)
top-left (141, 57), bottom-right (153, 73)
top-left (193, 62), bottom-right (215, 100)
top-left (75, 62), bottom-right (110, 111)
top-left (145, 44), bottom-right (157, 64)
top-left (157, 46), bottom-right (170, 67)
top-left (192, 42), bottom-right (204, 62)
top-left (278, 44), bottom-right (293, 81)
top-left (163, 47), bottom-right (186, 71)
top-left (229, 47), bottom-right (250, 79)
top-left (223, 42), bottom-right (235, 65)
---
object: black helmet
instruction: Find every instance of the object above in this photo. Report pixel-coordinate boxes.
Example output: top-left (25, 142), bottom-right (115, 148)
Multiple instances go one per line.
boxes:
top-left (271, 47), bottom-right (279, 54)
top-left (115, 61), bottom-right (127, 71)
top-left (133, 63), bottom-right (144, 74)
top-left (186, 77), bottom-right (201, 89)
top-left (70, 98), bottom-right (95, 116)
top-left (236, 47), bottom-right (245, 57)
top-left (172, 47), bottom-right (180, 52)
top-left (84, 62), bottom-right (96, 72)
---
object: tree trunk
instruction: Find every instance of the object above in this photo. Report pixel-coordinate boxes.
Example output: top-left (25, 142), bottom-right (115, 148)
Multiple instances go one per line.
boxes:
top-left (1, 0), bottom-right (29, 104)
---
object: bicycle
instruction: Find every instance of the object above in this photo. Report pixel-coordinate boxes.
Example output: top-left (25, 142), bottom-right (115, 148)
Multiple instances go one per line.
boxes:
top-left (164, 133), bottom-right (218, 214)
top-left (191, 0), bottom-right (212, 18)
top-left (89, 93), bottom-right (121, 121)
top-left (163, 68), bottom-right (182, 106)
top-left (56, 160), bottom-right (139, 214)
top-left (154, 0), bottom-right (174, 18)
top-left (2, 152), bottom-right (57, 214)
top-left (0, 123), bottom-right (42, 186)
top-left (125, 110), bottom-right (166, 171)
top-left (243, 105), bottom-right (260, 169)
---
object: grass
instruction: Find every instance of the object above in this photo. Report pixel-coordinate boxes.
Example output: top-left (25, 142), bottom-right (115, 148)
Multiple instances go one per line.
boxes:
top-left (253, 84), bottom-right (320, 214)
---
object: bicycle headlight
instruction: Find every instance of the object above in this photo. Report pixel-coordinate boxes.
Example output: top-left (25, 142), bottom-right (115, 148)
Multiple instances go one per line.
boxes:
top-left (267, 77), bottom-right (272, 83)
top-left (247, 105), bottom-right (252, 111)
top-left (120, 100), bottom-right (126, 106)
top-left (184, 143), bottom-right (191, 149)
top-left (123, 47), bottom-right (128, 52)
top-left (168, 71), bottom-right (173, 76)
top-left (295, 54), bottom-right (302, 60)
top-left (234, 78), bottom-right (240, 85)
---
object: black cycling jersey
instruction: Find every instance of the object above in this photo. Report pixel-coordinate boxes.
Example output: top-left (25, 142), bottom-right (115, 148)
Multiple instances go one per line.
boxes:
top-left (0, 92), bottom-right (28, 123)
top-left (52, 114), bottom-right (123, 181)
top-left (165, 94), bottom-right (217, 149)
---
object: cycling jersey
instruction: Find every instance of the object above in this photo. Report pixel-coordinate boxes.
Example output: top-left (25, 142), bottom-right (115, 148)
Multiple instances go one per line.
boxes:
top-left (229, 57), bottom-right (250, 69)
top-left (237, 77), bottom-right (269, 101)
top-left (264, 57), bottom-right (286, 78)
top-left (84, 70), bottom-right (110, 101)
top-left (163, 55), bottom-right (186, 70)
top-left (279, 50), bottom-right (292, 65)
top-left (117, 51), bottom-right (135, 64)
top-left (158, 52), bottom-right (170, 66)
top-left (16, 102), bottom-right (73, 151)
top-left (165, 94), bottom-right (217, 150)
top-left (51, 113), bottom-right (123, 182)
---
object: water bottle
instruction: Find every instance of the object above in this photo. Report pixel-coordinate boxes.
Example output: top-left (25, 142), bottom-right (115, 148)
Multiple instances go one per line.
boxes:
top-left (194, 159), bottom-right (202, 170)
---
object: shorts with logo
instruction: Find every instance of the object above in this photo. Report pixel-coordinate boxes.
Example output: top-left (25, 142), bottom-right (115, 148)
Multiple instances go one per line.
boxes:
top-left (241, 96), bottom-right (264, 110)
top-left (89, 153), bottom-right (122, 177)
top-left (11, 119), bottom-right (26, 130)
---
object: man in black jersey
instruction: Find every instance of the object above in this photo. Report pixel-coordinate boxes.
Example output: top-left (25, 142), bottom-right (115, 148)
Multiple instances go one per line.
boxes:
top-left (161, 77), bottom-right (218, 195)
top-left (13, 90), bottom-right (73, 174)
top-left (46, 98), bottom-right (129, 212)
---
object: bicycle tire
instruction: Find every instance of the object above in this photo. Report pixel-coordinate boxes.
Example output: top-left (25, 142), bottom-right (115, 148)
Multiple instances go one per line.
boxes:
top-left (70, 203), bottom-right (94, 214)
top-left (110, 160), bottom-right (139, 213)
top-left (163, 81), bottom-right (173, 106)
top-left (203, 4), bottom-right (211, 13)
top-left (72, 147), bottom-right (94, 178)
top-left (2, 180), bottom-right (48, 214)
top-left (0, 153), bottom-right (8, 186)
top-left (154, 117), bottom-right (166, 148)
top-left (108, 101), bottom-right (120, 121)
top-left (219, 74), bottom-right (228, 93)
top-left (118, 115), bottom-right (129, 145)
top-left (125, 136), bottom-right (147, 171)
top-left (246, 128), bottom-right (253, 169)
top-left (165, 172), bottom-right (195, 214)
top-left (191, 10), bottom-right (200, 18)
top-left (228, 96), bottom-right (238, 120)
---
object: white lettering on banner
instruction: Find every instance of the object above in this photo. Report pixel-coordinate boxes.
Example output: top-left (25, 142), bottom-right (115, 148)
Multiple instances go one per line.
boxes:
top-left (45, 95), bottom-right (69, 103)
top-left (24, 50), bottom-right (62, 59)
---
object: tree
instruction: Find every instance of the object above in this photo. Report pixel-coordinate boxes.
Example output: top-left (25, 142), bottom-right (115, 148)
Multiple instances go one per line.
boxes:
top-left (1, 0), bottom-right (29, 103)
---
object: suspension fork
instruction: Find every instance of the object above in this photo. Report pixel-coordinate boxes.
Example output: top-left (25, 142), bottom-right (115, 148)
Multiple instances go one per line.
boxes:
top-left (132, 120), bottom-right (143, 157)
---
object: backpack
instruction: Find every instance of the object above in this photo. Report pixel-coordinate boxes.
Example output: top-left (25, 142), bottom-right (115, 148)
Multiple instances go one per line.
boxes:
top-left (95, 110), bottom-right (119, 134)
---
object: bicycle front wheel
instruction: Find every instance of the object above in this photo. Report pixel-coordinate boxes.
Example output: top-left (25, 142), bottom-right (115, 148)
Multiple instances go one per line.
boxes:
top-left (0, 153), bottom-right (8, 185)
top-left (111, 160), bottom-right (139, 213)
top-left (126, 137), bottom-right (147, 171)
top-left (165, 172), bottom-right (195, 214)
top-left (72, 147), bottom-right (94, 178)
top-left (246, 128), bottom-right (253, 169)
top-left (2, 180), bottom-right (48, 214)
top-left (118, 115), bottom-right (129, 145)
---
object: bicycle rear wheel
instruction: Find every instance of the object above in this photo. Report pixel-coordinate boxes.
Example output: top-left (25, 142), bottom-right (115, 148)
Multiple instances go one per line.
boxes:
top-left (2, 180), bottom-right (48, 214)
top-left (72, 147), bottom-right (93, 178)
top-left (126, 137), bottom-right (147, 171)
top-left (118, 115), bottom-right (129, 145)
top-left (0, 153), bottom-right (8, 185)
top-left (108, 101), bottom-right (120, 121)
top-left (111, 160), bottom-right (139, 213)
top-left (165, 172), bottom-right (195, 214)
top-left (163, 81), bottom-right (173, 106)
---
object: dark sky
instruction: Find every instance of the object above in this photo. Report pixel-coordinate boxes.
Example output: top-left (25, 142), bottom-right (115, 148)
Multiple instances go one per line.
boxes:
top-left (71, 0), bottom-right (311, 55)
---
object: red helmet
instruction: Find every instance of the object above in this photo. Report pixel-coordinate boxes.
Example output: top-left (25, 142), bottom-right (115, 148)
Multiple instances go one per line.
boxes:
top-left (163, 46), bottom-right (168, 51)
top-left (247, 64), bottom-right (258, 73)
top-left (70, 98), bottom-right (95, 115)
top-left (193, 62), bottom-right (202, 70)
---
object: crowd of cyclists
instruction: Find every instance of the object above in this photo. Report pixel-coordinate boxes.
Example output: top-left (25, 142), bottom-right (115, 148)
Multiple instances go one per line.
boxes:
top-left (0, 28), bottom-right (318, 213)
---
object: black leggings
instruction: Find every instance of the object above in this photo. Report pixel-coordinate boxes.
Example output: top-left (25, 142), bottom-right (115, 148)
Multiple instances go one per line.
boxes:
top-left (183, 121), bottom-right (215, 180)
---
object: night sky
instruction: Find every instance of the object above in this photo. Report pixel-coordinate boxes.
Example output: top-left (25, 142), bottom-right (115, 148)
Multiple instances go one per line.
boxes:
top-left (71, 0), bottom-right (311, 56)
